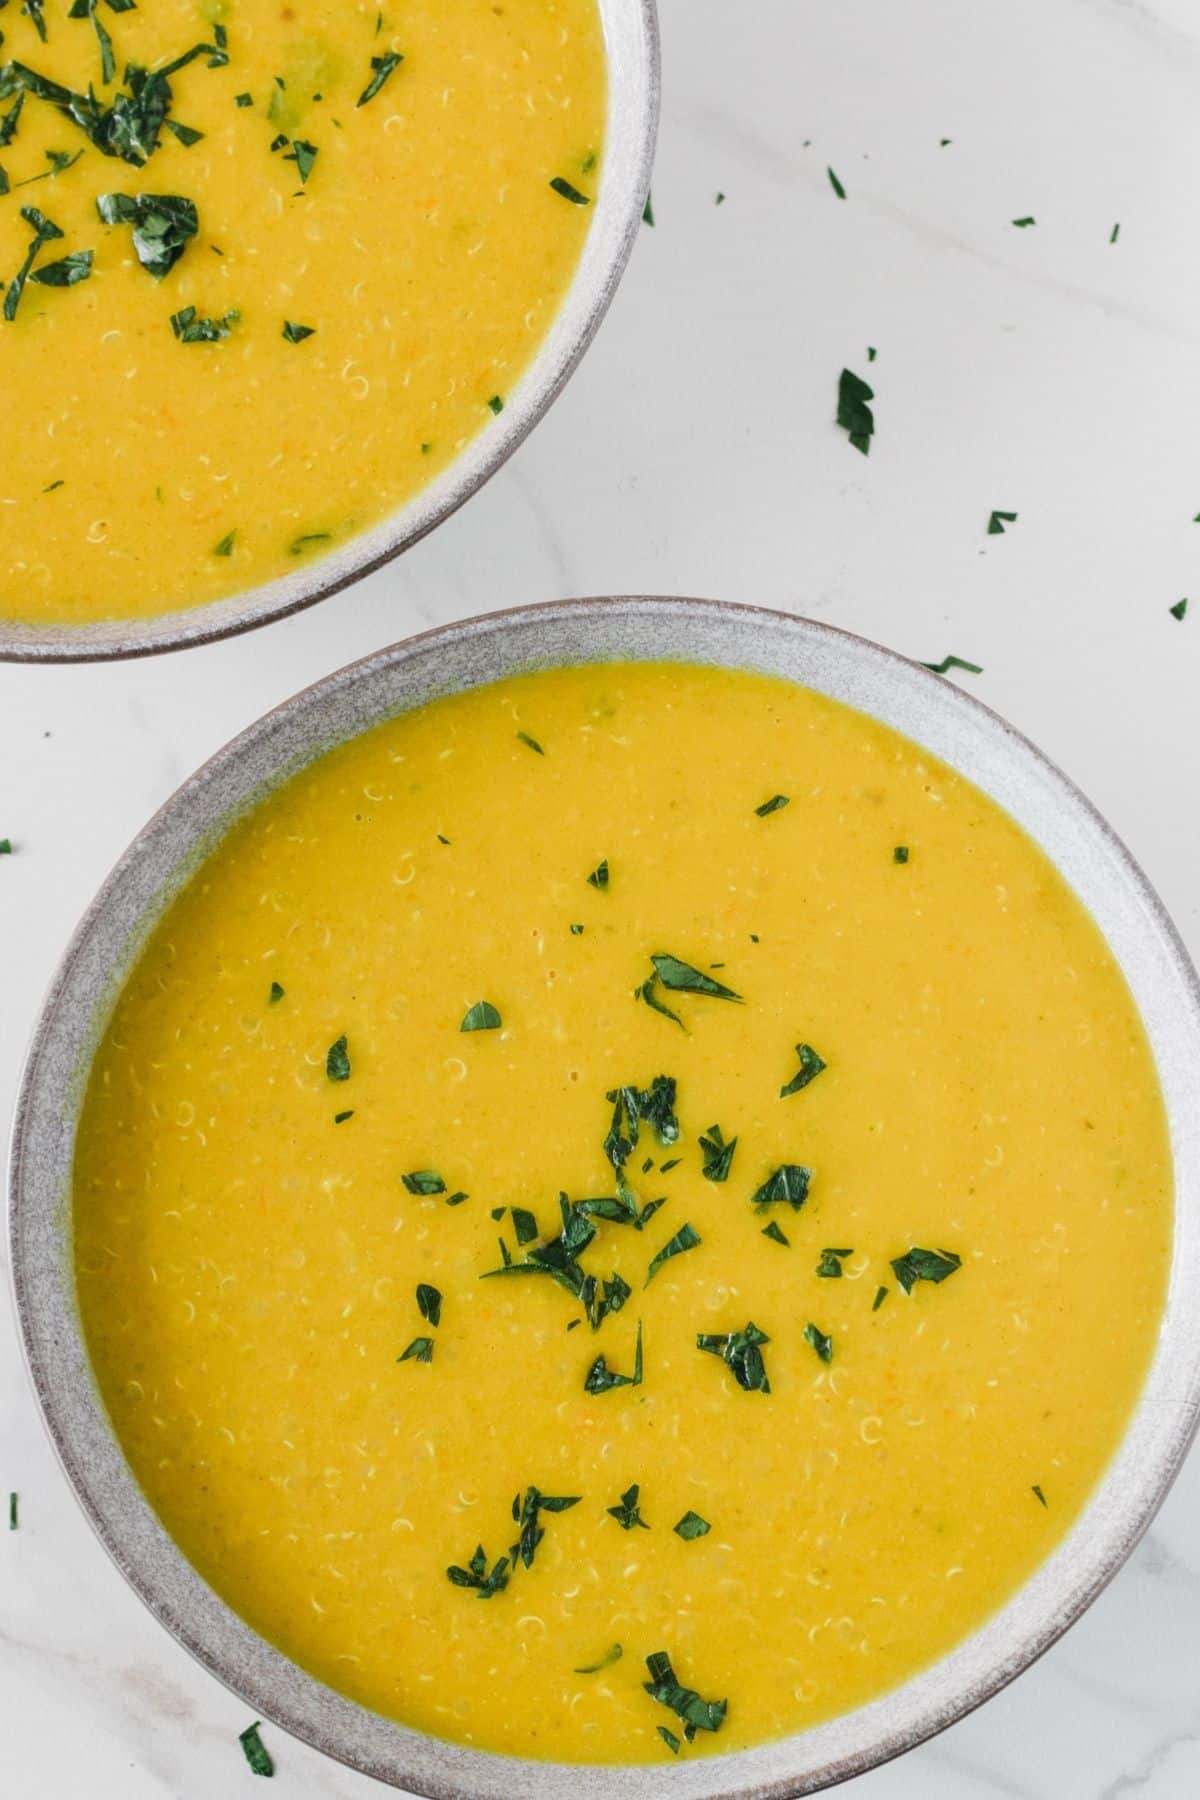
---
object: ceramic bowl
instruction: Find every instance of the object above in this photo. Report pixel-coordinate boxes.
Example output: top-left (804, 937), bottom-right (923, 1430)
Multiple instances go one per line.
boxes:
top-left (0, 5), bottom-right (659, 665)
top-left (11, 596), bottom-right (1200, 1797)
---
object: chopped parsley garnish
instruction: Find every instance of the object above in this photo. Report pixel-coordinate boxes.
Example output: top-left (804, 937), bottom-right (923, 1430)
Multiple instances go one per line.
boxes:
top-left (490, 1085), bottom-right (671, 1318)
top-left (282, 319), bottom-right (315, 343)
top-left (550, 174), bottom-right (590, 205)
top-left (445, 1191), bottom-right (468, 1207)
top-left (22, 0), bottom-right (48, 45)
top-left (803, 1321), bottom-right (833, 1363)
top-left (634, 974), bottom-right (684, 1027)
top-left (416, 1283), bottom-right (442, 1327)
top-left (891, 1245), bottom-right (962, 1293)
top-left (510, 1485), bottom-right (580, 1568)
top-left (0, 95), bottom-right (25, 150)
top-left (333, 1110), bottom-right (353, 1124)
top-left (325, 1034), bottom-right (351, 1081)
top-left (696, 1320), bottom-right (771, 1392)
top-left (17, 146), bottom-right (84, 185)
top-left (357, 49), bottom-right (402, 107)
top-left (575, 1643), bottom-right (622, 1673)
top-left (213, 530), bottom-right (236, 557)
top-left (920, 653), bottom-right (982, 676)
top-left (28, 247), bottom-right (91, 286)
top-left (570, 922), bottom-right (584, 935)
top-left (401, 1170), bottom-right (445, 1195)
top-left (583, 1357), bottom-right (627, 1395)
top-left (780, 1041), bottom-right (826, 1097)
top-left (283, 137), bottom-right (317, 184)
top-left (837, 367), bottom-right (874, 454)
top-left (289, 531), bottom-right (330, 555)
top-left (238, 1720), bottom-right (274, 1778)
top-left (816, 1246), bottom-right (852, 1278)
top-left (1011, 215), bottom-right (1036, 227)
top-left (267, 980), bottom-right (284, 1004)
top-left (698, 1123), bottom-right (736, 1182)
top-left (650, 953), bottom-right (741, 1001)
top-left (235, 91), bottom-right (252, 107)
top-left (603, 1076), bottom-right (679, 1170)
top-left (511, 1206), bottom-right (539, 1245)
top-left (4, 36), bottom-right (228, 168)
top-left (3, 205), bottom-right (63, 321)
top-left (1170, 598), bottom-right (1188, 621)
top-left (170, 303), bottom-right (239, 342)
top-left (761, 1221), bottom-right (790, 1246)
top-left (755, 793), bottom-right (789, 816)
top-left (827, 165), bottom-right (846, 199)
top-left (461, 999), bottom-right (501, 1031)
top-left (577, 1185), bottom-right (664, 1232)
top-left (483, 1192), bottom-right (631, 1328)
top-left (516, 730), bottom-right (544, 754)
top-left (96, 191), bottom-right (199, 279)
top-left (643, 1651), bottom-right (727, 1740)
top-left (645, 1222), bottom-right (700, 1285)
top-left (487, 393), bottom-right (504, 414)
top-left (642, 190), bottom-right (654, 226)
top-left (987, 509), bottom-right (1018, 535)
top-left (8, 1492), bottom-right (17, 1530)
top-left (446, 1543), bottom-right (510, 1598)
top-left (660, 1157), bottom-right (681, 1172)
top-left (751, 1164), bottom-right (812, 1212)
top-left (872, 1284), bottom-right (889, 1311)
top-left (398, 1335), bottom-right (433, 1363)
top-left (584, 1318), bottom-right (643, 1391)
top-left (606, 1482), bottom-right (648, 1530)
top-left (1110, 222), bottom-right (1120, 243)
top-left (894, 844), bottom-right (909, 863)
top-left (586, 857), bottom-right (609, 890)
top-left (1032, 1484), bottom-right (1048, 1508)
top-left (674, 1510), bottom-right (710, 1540)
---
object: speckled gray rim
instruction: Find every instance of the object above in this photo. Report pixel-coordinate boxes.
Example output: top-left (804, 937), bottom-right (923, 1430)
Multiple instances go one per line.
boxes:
top-left (11, 597), bottom-right (1200, 1798)
top-left (0, 7), bottom-right (658, 665)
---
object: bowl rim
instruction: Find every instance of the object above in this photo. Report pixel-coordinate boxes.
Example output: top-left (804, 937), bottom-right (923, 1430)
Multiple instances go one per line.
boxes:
top-left (0, 0), bottom-right (660, 665)
top-left (10, 594), bottom-right (1200, 1799)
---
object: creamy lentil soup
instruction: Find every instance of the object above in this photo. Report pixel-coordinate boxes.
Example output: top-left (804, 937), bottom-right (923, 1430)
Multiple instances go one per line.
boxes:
top-left (74, 663), bottom-right (1171, 1764)
top-left (0, 0), bottom-right (605, 625)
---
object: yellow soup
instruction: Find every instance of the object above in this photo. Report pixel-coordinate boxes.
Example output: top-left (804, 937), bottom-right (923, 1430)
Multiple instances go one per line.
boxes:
top-left (0, 1), bottom-right (605, 625)
top-left (74, 663), bottom-right (1172, 1765)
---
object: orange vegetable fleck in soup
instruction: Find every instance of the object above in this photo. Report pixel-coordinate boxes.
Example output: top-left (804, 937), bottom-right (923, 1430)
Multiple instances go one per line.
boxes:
top-left (74, 663), bottom-right (1171, 1762)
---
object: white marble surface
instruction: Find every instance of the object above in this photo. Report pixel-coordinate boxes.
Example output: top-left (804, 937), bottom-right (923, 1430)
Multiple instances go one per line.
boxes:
top-left (5, 0), bottom-right (1200, 1793)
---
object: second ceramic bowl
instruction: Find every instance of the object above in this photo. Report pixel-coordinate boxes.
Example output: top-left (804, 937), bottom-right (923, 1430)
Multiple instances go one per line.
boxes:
top-left (0, 4), bottom-right (659, 664)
